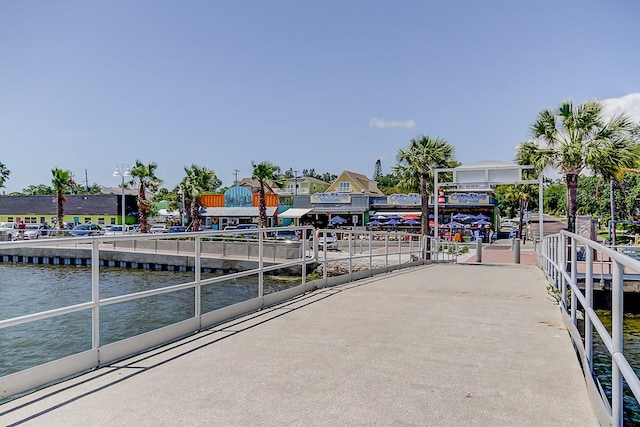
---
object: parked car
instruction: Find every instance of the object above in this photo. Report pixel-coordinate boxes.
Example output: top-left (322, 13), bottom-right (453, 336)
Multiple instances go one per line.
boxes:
top-left (0, 221), bottom-right (18, 241)
top-left (104, 225), bottom-right (135, 236)
top-left (167, 226), bottom-right (188, 233)
top-left (312, 232), bottom-right (339, 250)
top-left (69, 224), bottom-right (103, 236)
top-left (275, 230), bottom-right (299, 242)
top-left (149, 224), bottom-right (167, 234)
top-left (234, 223), bottom-right (258, 238)
top-left (20, 223), bottom-right (51, 240)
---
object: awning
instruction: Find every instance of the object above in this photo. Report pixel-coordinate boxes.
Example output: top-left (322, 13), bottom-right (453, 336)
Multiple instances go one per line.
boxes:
top-left (309, 207), bottom-right (367, 214)
top-left (203, 207), bottom-right (277, 217)
top-left (373, 211), bottom-right (422, 216)
top-left (279, 208), bottom-right (313, 219)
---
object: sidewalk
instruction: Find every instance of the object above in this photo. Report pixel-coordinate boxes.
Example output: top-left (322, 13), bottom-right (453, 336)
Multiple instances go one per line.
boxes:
top-left (1, 264), bottom-right (597, 426)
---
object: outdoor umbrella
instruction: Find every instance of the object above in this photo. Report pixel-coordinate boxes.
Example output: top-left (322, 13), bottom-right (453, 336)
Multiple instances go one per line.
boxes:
top-left (384, 219), bottom-right (402, 226)
top-left (472, 219), bottom-right (492, 226)
top-left (329, 216), bottom-right (347, 225)
top-left (386, 214), bottom-right (403, 220)
top-left (443, 221), bottom-right (464, 228)
top-left (403, 214), bottom-right (420, 221)
top-left (452, 213), bottom-right (468, 220)
top-left (404, 219), bottom-right (420, 225)
top-left (367, 220), bottom-right (383, 226)
top-left (371, 214), bottom-right (387, 220)
top-left (476, 214), bottom-right (490, 220)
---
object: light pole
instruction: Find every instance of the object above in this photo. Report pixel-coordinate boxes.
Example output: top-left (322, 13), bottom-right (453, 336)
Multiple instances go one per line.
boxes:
top-left (113, 163), bottom-right (131, 228)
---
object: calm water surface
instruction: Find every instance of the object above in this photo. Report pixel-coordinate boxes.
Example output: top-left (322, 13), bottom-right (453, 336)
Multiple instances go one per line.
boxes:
top-left (0, 263), bottom-right (296, 377)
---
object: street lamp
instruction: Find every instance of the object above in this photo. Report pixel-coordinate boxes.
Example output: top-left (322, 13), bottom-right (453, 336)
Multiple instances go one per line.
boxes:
top-left (113, 163), bottom-right (131, 228)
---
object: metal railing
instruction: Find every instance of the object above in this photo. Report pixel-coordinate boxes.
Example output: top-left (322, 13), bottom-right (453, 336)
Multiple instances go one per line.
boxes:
top-left (540, 231), bottom-right (640, 426)
top-left (0, 226), bottom-right (443, 401)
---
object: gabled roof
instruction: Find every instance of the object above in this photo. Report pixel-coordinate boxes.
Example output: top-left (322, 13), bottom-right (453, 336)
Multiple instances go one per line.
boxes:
top-left (238, 178), bottom-right (277, 194)
top-left (328, 170), bottom-right (384, 195)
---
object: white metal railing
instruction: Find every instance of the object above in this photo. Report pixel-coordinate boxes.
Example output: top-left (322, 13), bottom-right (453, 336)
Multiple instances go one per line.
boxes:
top-left (540, 231), bottom-right (640, 427)
top-left (0, 226), bottom-right (444, 401)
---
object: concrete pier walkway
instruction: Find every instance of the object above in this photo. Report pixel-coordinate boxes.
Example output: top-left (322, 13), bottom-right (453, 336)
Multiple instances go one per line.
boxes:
top-left (1, 263), bottom-right (597, 426)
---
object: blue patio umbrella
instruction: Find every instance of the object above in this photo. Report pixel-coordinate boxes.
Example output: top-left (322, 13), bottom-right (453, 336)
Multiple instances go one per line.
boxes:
top-left (428, 214), bottom-right (435, 219)
top-left (386, 214), bottom-right (403, 220)
top-left (384, 219), bottom-right (402, 226)
top-left (443, 221), bottom-right (464, 228)
top-left (371, 214), bottom-right (387, 220)
top-left (367, 220), bottom-right (383, 226)
top-left (329, 215), bottom-right (347, 225)
top-left (476, 213), bottom-right (491, 220)
top-left (472, 219), bottom-right (492, 226)
top-left (452, 213), bottom-right (468, 220)
top-left (404, 219), bottom-right (420, 225)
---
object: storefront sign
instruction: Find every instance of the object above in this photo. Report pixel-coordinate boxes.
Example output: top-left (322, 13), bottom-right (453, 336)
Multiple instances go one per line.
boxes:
top-left (449, 193), bottom-right (490, 205)
top-left (311, 193), bottom-right (351, 204)
top-left (387, 194), bottom-right (421, 205)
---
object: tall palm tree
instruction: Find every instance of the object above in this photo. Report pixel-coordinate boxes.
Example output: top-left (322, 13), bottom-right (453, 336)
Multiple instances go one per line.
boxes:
top-left (130, 160), bottom-right (163, 233)
top-left (252, 161), bottom-right (280, 228)
top-left (51, 168), bottom-right (75, 230)
top-left (590, 140), bottom-right (640, 244)
top-left (393, 135), bottom-right (458, 236)
top-left (0, 162), bottom-right (10, 190)
top-left (516, 99), bottom-right (639, 233)
top-left (182, 164), bottom-right (221, 231)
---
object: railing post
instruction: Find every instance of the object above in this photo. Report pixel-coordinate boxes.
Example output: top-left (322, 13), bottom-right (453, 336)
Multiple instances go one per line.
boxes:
top-left (560, 233), bottom-right (567, 310)
top-left (612, 258), bottom-right (624, 426)
top-left (91, 239), bottom-right (100, 349)
top-left (514, 238), bottom-right (521, 264)
top-left (585, 244), bottom-right (594, 372)
top-left (570, 238), bottom-right (577, 325)
top-left (258, 231), bottom-right (264, 299)
top-left (195, 236), bottom-right (202, 318)
top-left (385, 234), bottom-right (389, 268)
top-left (475, 238), bottom-right (482, 263)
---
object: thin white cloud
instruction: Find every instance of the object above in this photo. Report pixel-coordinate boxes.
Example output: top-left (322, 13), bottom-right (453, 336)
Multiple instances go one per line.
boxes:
top-left (602, 93), bottom-right (640, 122)
top-left (369, 118), bottom-right (415, 129)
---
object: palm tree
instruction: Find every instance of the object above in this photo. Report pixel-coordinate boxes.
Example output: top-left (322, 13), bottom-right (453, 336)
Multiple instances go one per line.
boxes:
top-left (516, 99), bottom-right (639, 233)
top-left (130, 160), bottom-right (163, 233)
top-left (0, 162), bottom-right (10, 189)
top-left (182, 164), bottom-right (221, 231)
top-left (51, 168), bottom-right (75, 230)
top-left (393, 135), bottom-right (458, 236)
top-left (252, 161), bottom-right (280, 228)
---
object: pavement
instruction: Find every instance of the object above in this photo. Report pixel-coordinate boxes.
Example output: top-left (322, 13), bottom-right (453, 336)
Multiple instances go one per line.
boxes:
top-left (1, 262), bottom-right (597, 426)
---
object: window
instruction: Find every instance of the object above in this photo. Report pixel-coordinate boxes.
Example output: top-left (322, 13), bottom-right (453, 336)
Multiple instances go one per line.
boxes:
top-left (84, 218), bottom-right (91, 224)
top-left (25, 217), bottom-right (37, 224)
top-left (40, 217), bottom-right (45, 224)
top-left (97, 218), bottom-right (105, 225)
top-left (338, 182), bottom-right (351, 193)
top-left (7, 217), bottom-right (13, 222)
top-left (110, 218), bottom-right (116, 225)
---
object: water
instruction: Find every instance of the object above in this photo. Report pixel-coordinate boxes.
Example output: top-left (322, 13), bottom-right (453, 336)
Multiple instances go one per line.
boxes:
top-left (0, 263), bottom-right (297, 377)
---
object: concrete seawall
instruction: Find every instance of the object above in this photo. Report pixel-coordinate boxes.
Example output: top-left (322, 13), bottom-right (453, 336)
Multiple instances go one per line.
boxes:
top-left (0, 239), bottom-right (308, 274)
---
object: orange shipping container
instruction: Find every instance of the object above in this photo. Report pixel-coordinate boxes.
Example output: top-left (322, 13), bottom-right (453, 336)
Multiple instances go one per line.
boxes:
top-left (252, 193), bottom-right (279, 207)
top-left (201, 194), bottom-right (224, 207)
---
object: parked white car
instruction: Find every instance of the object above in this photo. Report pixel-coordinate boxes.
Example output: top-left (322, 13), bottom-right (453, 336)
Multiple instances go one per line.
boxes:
top-left (104, 225), bottom-right (135, 236)
top-left (19, 224), bottom-right (51, 240)
top-left (312, 232), bottom-right (339, 250)
top-left (0, 222), bottom-right (18, 241)
top-left (149, 224), bottom-right (167, 234)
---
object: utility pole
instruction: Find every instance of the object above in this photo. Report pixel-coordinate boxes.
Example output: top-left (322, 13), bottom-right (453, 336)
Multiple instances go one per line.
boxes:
top-left (294, 170), bottom-right (299, 196)
top-left (233, 169), bottom-right (240, 186)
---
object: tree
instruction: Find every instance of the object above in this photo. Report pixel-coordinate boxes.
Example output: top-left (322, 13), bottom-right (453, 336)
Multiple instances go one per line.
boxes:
top-left (130, 160), bottom-right (163, 233)
top-left (252, 161), bottom-right (281, 228)
top-left (181, 165), bottom-right (221, 231)
top-left (393, 135), bottom-right (457, 235)
top-left (373, 159), bottom-right (382, 180)
top-left (51, 168), bottom-right (75, 230)
top-left (0, 162), bottom-right (10, 190)
top-left (516, 99), bottom-right (639, 233)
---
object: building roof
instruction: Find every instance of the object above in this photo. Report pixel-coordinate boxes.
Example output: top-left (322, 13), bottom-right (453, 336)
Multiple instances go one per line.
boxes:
top-left (0, 195), bottom-right (134, 216)
top-left (328, 170), bottom-right (384, 195)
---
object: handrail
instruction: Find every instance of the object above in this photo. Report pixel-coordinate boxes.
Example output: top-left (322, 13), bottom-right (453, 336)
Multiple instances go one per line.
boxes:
top-left (0, 225), bottom-right (437, 401)
top-left (540, 230), bottom-right (640, 426)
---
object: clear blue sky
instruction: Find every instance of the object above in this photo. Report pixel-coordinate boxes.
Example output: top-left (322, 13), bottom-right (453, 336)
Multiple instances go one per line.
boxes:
top-left (1, 0), bottom-right (639, 194)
